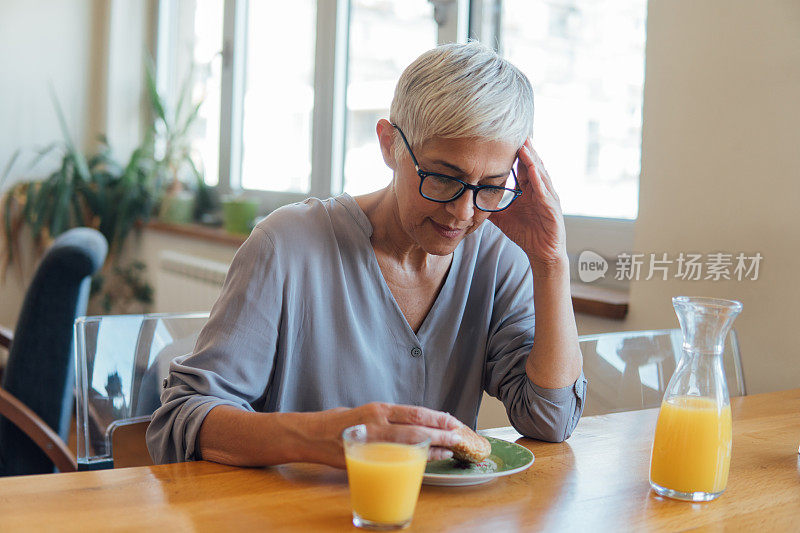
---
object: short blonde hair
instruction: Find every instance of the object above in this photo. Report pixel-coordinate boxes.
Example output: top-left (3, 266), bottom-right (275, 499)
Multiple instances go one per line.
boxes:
top-left (389, 41), bottom-right (534, 161)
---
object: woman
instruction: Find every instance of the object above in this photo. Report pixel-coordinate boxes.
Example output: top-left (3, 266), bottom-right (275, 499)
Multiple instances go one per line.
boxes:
top-left (147, 42), bottom-right (586, 468)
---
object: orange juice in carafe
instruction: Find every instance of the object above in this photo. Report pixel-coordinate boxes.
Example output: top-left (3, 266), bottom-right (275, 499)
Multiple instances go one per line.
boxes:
top-left (649, 296), bottom-right (742, 501)
top-left (650, 396), bottom-right (732, 494)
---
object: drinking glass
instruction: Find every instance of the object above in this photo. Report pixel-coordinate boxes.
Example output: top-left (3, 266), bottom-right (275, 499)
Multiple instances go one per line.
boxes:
top-left (343, 424), bottom-right (430, 530)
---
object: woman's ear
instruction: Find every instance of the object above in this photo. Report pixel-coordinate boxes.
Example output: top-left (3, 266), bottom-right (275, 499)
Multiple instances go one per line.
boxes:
top-left (376, 119), bottom-right (397, 171)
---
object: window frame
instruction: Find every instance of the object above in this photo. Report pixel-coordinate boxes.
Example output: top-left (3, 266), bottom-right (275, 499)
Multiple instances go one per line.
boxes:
top-left (218, 0), bottom-right (350, 213)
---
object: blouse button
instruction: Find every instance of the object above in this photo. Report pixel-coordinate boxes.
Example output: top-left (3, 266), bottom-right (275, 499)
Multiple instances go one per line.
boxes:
top-left (410, 347), bottom-right (422, 358)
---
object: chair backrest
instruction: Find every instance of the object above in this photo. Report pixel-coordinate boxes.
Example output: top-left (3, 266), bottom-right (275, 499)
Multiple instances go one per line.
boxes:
top-left (580, 328), bottom-right (745, 416)
top-left (74, 312), bottom-right (208, 470)
top-left (0, 227), bottom-right (107, 476)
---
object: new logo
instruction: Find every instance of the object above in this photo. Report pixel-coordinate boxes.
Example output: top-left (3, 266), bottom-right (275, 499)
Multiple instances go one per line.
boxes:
top-left (578, 250), bottom-right (608, 283)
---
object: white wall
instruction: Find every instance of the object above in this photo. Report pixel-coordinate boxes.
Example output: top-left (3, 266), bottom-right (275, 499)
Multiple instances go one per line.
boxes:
top-left (0, 0), bottom-right (152, 329)
top-left (624, 0), bottom-right (800, 394)
top-left (0, 0), bottom-right (98, 329)
top-left (565, 0), bottom-right (800, 394)
top-left (0, 1), bottom-right (98, 185)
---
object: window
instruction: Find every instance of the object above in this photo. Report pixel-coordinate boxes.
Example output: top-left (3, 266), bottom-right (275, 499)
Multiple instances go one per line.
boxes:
top-left (344, 0), bottom-right (436, 196)
top-left (159, 0), bottom-right (438, 203)
top-left (157, 0), bottom-right (224, 186)
top-left (240, 1), bottom-right (316, 192)
top-left (158, 0), bottom-right (643, 266)
top-left (498, 0), bottom-right (647, 220)
top-left (548, 4), bottom-right (580, 40)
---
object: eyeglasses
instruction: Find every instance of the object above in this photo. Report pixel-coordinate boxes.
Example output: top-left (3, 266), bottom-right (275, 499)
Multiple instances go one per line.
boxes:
top-left (392, 123), bottom-right (522, 212)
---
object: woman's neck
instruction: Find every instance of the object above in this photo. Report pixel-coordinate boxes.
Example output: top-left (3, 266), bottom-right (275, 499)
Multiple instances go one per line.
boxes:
top-left (354, 187), bottom-right (445, 273)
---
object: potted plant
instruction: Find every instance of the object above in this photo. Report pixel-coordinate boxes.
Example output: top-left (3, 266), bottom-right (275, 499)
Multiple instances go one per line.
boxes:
top-left (1, 62), bottom-right (221, 312)
top-left (220, 195), bottom-right (259, 235)
top-left (145, 63), bottom-right (218, 225)
top-left (1, 92), bottom-right (158, 313)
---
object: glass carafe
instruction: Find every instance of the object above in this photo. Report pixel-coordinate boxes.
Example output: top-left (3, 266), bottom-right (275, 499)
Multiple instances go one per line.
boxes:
top-left (649, 296), bottom-right (743, 501)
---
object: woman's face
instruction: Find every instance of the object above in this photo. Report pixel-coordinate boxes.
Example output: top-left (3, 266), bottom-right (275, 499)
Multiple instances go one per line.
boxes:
top-left (390, 133), bottom-right (518, 256)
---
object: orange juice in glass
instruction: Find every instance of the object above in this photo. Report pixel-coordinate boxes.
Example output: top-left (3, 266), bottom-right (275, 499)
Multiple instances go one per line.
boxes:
top-left (343, 425), bottom-right (430, 530)
top-left (650, 396), bottom-right (732, 496)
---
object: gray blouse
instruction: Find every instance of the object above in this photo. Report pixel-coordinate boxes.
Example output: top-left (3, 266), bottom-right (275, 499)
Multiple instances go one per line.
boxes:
top-left (147, 194), bottom-right (587, 463)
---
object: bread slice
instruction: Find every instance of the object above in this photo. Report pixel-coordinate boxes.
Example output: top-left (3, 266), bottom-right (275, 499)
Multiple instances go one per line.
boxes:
top-left (449, 425), bottom-right (492, 463)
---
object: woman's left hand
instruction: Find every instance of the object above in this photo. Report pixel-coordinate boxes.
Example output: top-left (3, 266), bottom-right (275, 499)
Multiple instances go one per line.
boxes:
top-left (490, 138), bottom-right (568, 275)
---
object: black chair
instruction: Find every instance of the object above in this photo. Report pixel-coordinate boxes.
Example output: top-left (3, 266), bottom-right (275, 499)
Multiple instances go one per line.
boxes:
top-left (0, 227), bottom-right (107, 476)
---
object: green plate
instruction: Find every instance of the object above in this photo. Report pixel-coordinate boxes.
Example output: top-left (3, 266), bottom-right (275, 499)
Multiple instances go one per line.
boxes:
top-left (423, 436), bottom-right (535, 486)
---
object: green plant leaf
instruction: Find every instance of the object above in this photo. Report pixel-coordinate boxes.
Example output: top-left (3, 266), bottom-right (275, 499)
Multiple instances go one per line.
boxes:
top-left (51, 175), bottom-right (73, 236)
top-left (174, 67), bottom-right (192, 127)
top-left (26, 143), bottom-right (59, 172)
top-left (50, 86), bottom-right (91, 183)
top-left (71, 189), bottom-right (85, 227)
top-left (1, 149), bottom-right (21, 188)
top-left (28, 177), bottom-right (51, 238)
top-left (178, 99), bottom-right (203, 139)
top-left (2, 189), bottom-right (17, 262)
top-left (21, 181), bottom-right (36, 226)
top-left (188, 156), bottom-right (203, 182)
top-left (145, 60), bottom-right (167, 124)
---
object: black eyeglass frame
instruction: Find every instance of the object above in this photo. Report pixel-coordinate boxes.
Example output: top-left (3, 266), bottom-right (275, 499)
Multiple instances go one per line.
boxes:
top-left (392, 123), bottom-right (523, 212)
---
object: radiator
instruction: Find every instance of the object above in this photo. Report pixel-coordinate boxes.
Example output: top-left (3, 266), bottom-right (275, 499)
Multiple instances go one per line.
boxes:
top-left (154, 251), bottom-right (229, 313)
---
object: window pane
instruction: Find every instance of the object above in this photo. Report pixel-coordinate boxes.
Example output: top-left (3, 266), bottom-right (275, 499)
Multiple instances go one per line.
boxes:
top-left (343, 0), bottom-right (437, 196)
top-left (171, 0), bottom-right (224, 186)
top-left (500, 0), bottom-right (646, 219)
top-left (240, 0), bottom-right (316, 192)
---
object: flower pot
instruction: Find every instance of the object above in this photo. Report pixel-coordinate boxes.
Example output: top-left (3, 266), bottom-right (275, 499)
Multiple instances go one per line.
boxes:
top-left (222, 198), bottom-right (259, 235)
top-left (159, 191), bottom-right (196, 224)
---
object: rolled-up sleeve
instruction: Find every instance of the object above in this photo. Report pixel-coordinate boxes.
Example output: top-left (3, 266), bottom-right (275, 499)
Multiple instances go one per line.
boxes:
top-left (146, 227), bottom-right (284, 463)
top-left (483, 260), bottom-right (587, 442)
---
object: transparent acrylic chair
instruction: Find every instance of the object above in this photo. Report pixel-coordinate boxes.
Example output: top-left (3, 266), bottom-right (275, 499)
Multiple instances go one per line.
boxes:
top-left (74, 313), bottom-right (209, 470)
top-left (579, 329), bottom-right (745, 416)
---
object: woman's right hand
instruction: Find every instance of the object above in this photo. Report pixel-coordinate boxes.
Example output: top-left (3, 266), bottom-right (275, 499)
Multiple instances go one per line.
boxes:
top-left (304, 402), bottom-right (464, 469)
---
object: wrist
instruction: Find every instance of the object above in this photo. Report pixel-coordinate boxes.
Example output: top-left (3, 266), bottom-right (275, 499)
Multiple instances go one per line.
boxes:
top-left (274, 411), bottom-right (320, 463)
top-left (529, 254), bottom-right (570, 279)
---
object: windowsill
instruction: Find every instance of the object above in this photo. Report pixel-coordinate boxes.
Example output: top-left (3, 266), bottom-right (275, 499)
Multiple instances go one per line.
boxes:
top-left (570, 282), bottom-right (629, 320)
top-left (146, 220), bottom-right (629, 320)
top-left (146, 220), bottom-right (248, 247)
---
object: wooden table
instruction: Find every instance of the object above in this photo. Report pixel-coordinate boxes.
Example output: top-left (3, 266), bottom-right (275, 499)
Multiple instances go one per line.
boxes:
top-left (1, 390), bottom-right (798, 532)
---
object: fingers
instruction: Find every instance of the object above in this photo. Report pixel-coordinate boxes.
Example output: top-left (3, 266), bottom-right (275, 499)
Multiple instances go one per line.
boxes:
top-left (424, 427), bottom-right (464, 449)
top-left (429, 447), bottom-right (454, 461)
top-left (340, 403), bottom-right (474, 466)
top-left (518, 140), bottom-right (559, 200)
top-left (383, 404), bottom-right (465, 451)
top-left (526, 143), bottom-right (558, 198)
top-left (516, 144), bottom-right (545, 198)
top-left (326, 402), bottom-right (464, 468)
top-left (533, 156), bottom-right (558, 199)
top-left (360, 423), bottom-right (459, 449)
top-left (387, 404), bottom-right (462, 430)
